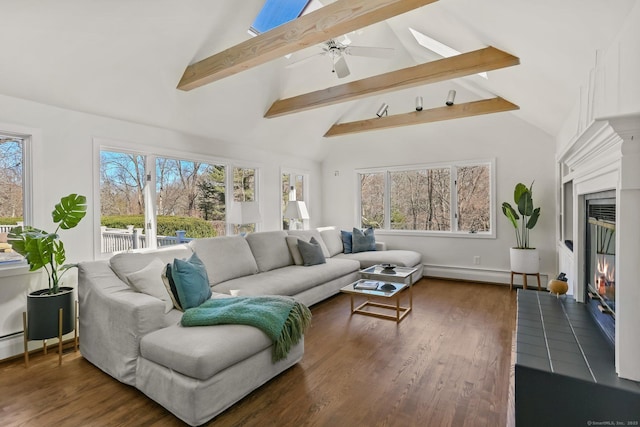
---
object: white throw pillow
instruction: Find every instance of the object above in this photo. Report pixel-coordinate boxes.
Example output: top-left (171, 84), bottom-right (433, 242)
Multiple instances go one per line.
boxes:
top-left (126, 258), bottom-right (173, 313)
top-left (286, 236), bottom-right (305, 266)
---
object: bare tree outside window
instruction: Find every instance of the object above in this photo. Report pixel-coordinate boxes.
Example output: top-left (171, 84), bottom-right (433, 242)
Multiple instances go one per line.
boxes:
top-left (100, 151), bottom-right (146, 216)
top-left (457, 165), bottom-right (490, 232)
top-left (360, 172), bottom-right (385, 228)
top-left (358, 162), bottom-right (491, 234)
top-left (390, 168), bottom-right (451, 231)
top-left (0, 137), bottom-right (23, 222)
top-left (99, 150), bottom-right (226, 252)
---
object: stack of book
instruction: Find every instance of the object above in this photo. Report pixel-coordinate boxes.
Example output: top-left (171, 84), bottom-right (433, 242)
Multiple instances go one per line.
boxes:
top-left (354, 280), bottom-right (383, 290)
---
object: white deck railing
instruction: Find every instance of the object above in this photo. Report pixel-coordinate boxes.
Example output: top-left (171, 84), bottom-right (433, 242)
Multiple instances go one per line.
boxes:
top-left (100, 226), bottom-right (192, 253)
top-left (1, 223), bottom-right (220, 254)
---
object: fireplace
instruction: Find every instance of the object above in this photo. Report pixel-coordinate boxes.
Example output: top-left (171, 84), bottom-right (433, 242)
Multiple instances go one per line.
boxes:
top-left (558, 114), bottom-right (640, 381)
top-left (585, 192), bottom-right (616, 346)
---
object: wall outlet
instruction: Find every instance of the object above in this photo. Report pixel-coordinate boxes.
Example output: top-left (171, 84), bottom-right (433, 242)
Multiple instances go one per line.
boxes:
top-left (473, 256), bottom-right (481, 265)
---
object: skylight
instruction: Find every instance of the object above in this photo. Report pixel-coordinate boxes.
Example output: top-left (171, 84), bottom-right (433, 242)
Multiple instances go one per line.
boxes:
top-left (249, 0), bottom-right (323, 36)
top-left (409, 28), bottom-right (488, 79)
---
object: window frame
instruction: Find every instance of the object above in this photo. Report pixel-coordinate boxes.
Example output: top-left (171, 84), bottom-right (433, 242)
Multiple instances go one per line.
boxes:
top-left (94, 138), bottom-right (262, 258)
top-left (355, 158), bottom-right (496, 239)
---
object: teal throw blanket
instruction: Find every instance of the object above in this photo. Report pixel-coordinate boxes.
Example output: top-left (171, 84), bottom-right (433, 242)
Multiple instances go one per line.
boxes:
top-left (181, 296), bottom-right (312, 362)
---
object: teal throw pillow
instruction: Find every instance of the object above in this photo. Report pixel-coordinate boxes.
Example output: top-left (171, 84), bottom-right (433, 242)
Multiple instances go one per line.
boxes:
top-left (298, 237), bottom-right (326, 266)
top-left (171, 253), bottom-right (212, 309)
top-left (341, 230), bottom-right (353, 254)
top-left (352, 227), bottom-right (376, 253)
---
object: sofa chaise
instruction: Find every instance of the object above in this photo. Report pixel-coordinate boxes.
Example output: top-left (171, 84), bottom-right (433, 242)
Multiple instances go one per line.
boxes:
top-left (78, 227), bottom-right (422, 425)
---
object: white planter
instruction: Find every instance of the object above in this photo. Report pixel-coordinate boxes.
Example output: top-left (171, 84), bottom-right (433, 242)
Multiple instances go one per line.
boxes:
top-left (510, 248), bottom-right (540, 274)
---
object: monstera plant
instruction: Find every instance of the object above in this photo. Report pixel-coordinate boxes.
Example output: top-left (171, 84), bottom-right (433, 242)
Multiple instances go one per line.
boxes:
top-left (501, 182), bottom-right (541, 249)
top-left (9, 193), bottom-right (87, 295)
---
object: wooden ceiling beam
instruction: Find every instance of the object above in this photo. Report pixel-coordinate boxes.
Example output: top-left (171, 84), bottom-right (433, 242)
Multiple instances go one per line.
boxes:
top-left (323, 97), bottom-right (519, 137)
top-left (177, 0), bottom-right (438, 91)
top-left (266, 46), bottom-right (519, 118)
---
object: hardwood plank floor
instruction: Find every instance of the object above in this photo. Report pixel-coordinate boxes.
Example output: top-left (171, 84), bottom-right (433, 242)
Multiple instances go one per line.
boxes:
top-left (0, 278), bottom-right (516, 426)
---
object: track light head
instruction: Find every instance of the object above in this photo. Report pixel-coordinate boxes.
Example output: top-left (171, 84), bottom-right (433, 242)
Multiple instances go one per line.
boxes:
top-left (446, 90), bottom-right (456, 106)
top-left (376, 103), bottom-right (389, 117)
top-left (415, 96), bottom-right (423, 111)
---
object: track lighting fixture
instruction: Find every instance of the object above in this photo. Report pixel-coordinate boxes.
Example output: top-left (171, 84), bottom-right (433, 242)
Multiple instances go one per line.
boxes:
top-left (376, 103), bottom-right (389, 117)
top-left (415, 96), bottom-right (423, 111)
top-left (446, 90), bottom-right (456, 106)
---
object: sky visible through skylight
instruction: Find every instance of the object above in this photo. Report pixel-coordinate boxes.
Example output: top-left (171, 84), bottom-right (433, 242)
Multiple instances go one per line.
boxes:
top-left (250, 0), bottom-right (311, 35)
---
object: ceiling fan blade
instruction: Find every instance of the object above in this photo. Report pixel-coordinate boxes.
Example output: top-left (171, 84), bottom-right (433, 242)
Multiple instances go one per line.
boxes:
top-left (344, 45), bottom-right (394, 59)
top-left (333, 56), bottom-right (350, 78)
top-left (285, 51), bottom-right (326, 69)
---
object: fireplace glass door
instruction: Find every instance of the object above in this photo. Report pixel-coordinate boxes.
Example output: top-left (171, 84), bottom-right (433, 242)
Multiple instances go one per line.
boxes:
top-left (586, 197), bottom-right (616, 316)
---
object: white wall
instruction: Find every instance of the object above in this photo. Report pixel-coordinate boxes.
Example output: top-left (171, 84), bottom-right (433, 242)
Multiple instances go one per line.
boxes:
top-left (0, 93), bottom-right (322, 359)
top-left (556, 1), bottom-right (640, 151)
top-left (321, 112), bottom-right (557, 284)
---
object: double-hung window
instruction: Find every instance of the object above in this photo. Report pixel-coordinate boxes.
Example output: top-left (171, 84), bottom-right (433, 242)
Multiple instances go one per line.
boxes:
top-left (357, 160), bottom-right (494, 236)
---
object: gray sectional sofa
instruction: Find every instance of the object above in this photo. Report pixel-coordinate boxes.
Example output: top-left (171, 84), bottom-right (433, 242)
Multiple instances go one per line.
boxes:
top-left (78, 227), bottom-right (422, 425)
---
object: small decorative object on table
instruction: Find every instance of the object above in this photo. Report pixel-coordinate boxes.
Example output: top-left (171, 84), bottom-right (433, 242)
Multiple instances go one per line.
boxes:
top-left (380, 263), bottom-right (396, 271)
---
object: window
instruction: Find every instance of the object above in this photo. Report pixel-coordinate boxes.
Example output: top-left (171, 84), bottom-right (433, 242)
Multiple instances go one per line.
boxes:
top-left (281, 170), bottom-right (308, 230)
top-left (0, 136), bottom-right (25, 227)
top-left (390, 168), bottom-right (450, 231)
top-left (230, 167), bottom-right (258, 234)
top-left (360, 172), bottom-right (385, 228)
top-left (0, 130), bottom-right (31, 266)
top-left (249, 0), bottom-right (321, 35)
top-left (357, 160), bottom-right (494, 236)
top-left (99, 144), bottom-right (257, 254)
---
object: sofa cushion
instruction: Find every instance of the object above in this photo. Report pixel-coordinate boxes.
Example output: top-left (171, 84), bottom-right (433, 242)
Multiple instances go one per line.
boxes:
top-left (318, 227), bottom-right (344, 257)
top-left (287, 230), bottom-right (330, 258)
top-left (286, 236), bottom-right (303, 265)
top-left (298, 237), bottom-right (326, 266)
top-left (341, 230), bottom-right (353, 254)
top-left (212, 258), bottom-right (360, 297)
top-left (245, 231), bottom-right (292, 272)
top-left (352, 227), bottom-right (376, 253)
top-left (140, 323), bottom-right (273, 381)
top-left (109, 245), bottom-right (193, 284)
top-left (190, 236), bottom-right (258, 286)
top-left (171, 253), bottom-right (212, 310)
top-left (126, 258), bottom-right (174, 313)
top-left (334, 249), bottom-right (422, 269)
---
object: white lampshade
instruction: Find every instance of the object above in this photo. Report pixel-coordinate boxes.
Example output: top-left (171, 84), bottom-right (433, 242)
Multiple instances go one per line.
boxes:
top-left (228, 201), bottom-right (262, 224)
top-left (284, 201), bottom-right (309, 220)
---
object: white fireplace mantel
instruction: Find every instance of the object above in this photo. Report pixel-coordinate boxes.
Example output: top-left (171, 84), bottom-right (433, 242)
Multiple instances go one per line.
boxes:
top-left (558, 112), bottom-right (640, 381)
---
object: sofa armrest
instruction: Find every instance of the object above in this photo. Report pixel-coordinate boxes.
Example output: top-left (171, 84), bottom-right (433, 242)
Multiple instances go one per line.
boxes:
top-left (78, 260), bottom-right (167, 386)
top-left (375, 241), bottom-right (387, 251)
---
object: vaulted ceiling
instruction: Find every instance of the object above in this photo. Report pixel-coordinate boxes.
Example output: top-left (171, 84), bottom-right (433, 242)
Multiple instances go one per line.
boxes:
top-left (0, 0), bottom-right (635, 160)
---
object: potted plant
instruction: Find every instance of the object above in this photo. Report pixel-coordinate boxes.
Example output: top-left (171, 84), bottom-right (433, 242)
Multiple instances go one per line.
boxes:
top-left (501, 182), bottom-right (541, 274)
top-left (9, 193), bottom-right (87, 341)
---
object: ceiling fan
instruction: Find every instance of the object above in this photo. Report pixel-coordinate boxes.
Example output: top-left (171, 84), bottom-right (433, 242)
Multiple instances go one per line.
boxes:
top-left (286, 38), bottom-right (394, 78)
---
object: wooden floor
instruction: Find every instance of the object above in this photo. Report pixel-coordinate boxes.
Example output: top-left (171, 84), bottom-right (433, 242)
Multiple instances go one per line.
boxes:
top-left (0, 278), bottom-right (517, 427)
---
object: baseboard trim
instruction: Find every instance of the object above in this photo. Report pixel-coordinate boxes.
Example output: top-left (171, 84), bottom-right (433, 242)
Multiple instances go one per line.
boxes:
top-left (423, 264), bottom-right (549, 288)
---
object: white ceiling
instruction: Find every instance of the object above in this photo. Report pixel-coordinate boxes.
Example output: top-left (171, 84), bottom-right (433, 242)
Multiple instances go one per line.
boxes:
top-left (0, 0), bottom-right (635, 160)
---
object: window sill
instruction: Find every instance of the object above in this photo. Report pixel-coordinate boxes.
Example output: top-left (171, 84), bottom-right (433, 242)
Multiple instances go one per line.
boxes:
top-left (373, 229), bottom-right (496, 239)
top-left (0, 262), bottom-right (31, 278)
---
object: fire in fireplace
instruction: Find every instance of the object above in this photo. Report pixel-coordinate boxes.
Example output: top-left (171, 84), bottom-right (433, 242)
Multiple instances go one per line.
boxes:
top-left (585, 192), bottom-right (616, 346)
